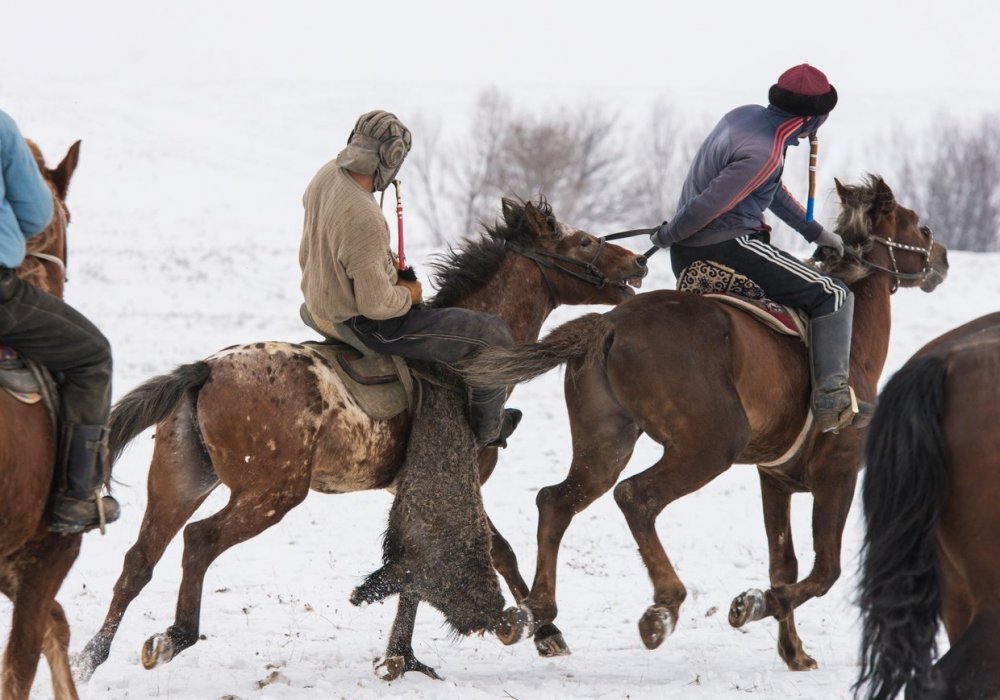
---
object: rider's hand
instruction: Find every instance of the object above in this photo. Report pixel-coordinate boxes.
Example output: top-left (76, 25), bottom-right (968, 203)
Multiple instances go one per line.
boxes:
top-left (397, 278), bottom-right (423, 305)
top-left (649, 221), bottom-right (670, 249)
top-left (814, 228), bottom-right (845, 258)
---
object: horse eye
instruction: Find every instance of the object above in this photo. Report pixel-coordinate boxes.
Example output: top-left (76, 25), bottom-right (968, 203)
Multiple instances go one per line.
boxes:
top-left (580, 238), bottom-right (592, 248)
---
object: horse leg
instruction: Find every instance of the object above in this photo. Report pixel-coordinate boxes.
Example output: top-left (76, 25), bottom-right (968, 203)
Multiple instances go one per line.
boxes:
top-left (140, 476), bottom-right (310, 670)
top-left (373, 593), bottom-right (442, 682)
top-left (74, 416), bottom-right (218, 682)
top-left (40, 601), bottom-right (79, 700)
top-left (729, 465), bottom-right (858, 641)
top-left (1, 535), bottom-right (80, 700)
top-left (614, 438), bottom-right (739, 651)
top-left (528, 365), bottom-right (640, 657)
top-left (744, 472), bottom-right (817, 671)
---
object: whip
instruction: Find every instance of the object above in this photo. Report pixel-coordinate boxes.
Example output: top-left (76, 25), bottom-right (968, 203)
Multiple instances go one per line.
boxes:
top-left (806, 133), bottom-right (818, 222)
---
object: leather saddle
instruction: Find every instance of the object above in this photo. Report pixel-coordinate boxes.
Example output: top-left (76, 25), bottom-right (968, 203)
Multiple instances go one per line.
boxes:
top-left (299, 305), bottom-right (415, 420)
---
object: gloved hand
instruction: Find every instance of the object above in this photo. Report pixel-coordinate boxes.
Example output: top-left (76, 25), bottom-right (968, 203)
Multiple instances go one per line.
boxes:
top-left (397, 277), bottom-right (423, 305)
top-left (814, 228), bottom-right (845, 258)
top-left (649, 221), bottom-right (670, 249)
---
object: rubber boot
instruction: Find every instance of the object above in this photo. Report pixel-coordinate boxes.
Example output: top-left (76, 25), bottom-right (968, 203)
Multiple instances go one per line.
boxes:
top-left (49, 424), bottom-right (120, 534)
top-left (469, 386), bottom-right (522, 448)
top-left (808, 295), bottom-right (858, 433)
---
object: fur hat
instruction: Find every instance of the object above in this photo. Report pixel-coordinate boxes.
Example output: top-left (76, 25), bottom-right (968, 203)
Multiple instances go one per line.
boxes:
top-left (768, 64), bottom-right (838, 117)
top-left (336, 110), bottom-right (412, 191)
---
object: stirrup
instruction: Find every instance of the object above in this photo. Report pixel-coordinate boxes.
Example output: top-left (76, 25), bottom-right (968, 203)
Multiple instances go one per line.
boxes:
top-left (816, 386), bottom-right (863, 434)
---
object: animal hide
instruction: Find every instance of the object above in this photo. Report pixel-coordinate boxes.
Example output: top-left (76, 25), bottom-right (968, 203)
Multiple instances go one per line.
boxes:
top-left (352, 363), bottom-right (504, 635)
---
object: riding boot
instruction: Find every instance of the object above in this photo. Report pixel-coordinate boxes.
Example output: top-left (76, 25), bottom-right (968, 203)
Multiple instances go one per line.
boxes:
top-left (469, 386), bottom-right (522, 449)
top-left (49, 423), bottom-right (120, 534)
top-left (808, 296), bottom-right (858, 433)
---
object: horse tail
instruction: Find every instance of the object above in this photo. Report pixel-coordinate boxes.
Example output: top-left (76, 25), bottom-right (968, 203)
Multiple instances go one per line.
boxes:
top-left (460, 312), bottom-right (614, 388)
top-left (855, 355), bottom-right (949, 700)
top-left (108, 361), bottom-right (212, 466)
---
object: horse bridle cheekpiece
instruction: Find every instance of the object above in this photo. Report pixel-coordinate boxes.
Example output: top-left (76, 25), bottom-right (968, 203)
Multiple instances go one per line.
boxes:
top-left (508, 236), bottom-right (610, 307)
top-left (856, 225), bottom-right (936, 292)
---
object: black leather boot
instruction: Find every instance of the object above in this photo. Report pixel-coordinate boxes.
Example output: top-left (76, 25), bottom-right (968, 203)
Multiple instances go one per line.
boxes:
top-left (469, 386), bottom-right (522, 448)
top-left (49, 424), bottom-right (120, 534)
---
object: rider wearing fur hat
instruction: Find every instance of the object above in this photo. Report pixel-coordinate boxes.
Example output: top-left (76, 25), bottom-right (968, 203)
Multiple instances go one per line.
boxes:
top-left (299, 110), bottom-right (521, 448)
top-left (650, 64), bottom-right (860, 433)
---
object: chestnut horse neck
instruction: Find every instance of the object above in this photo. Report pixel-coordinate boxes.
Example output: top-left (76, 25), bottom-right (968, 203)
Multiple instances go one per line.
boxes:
top-left (19, 141), bottom-right (70, 299)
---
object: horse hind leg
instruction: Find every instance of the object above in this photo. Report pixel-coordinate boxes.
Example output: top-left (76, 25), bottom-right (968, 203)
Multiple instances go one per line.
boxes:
top-left (73, 410), bottom-right (219, 683)
top-left (141, 463), bottom-right (312, 670)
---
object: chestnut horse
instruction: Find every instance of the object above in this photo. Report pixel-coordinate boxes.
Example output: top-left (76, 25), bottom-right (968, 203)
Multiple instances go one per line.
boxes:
top-left (856, 312), bottom-right (1000, 700)
top-left (460, 176), bottom-right (950, 670)
top-left (0, 140), bottom-right (83, 700)
top-left (73, 198), bottom-right (648, 683)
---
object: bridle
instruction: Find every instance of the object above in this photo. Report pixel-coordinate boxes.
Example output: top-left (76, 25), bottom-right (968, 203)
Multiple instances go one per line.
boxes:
top-left (508, 236), bottom-right (612, 307)
top-left (848, 225), bottom-right (936, 293)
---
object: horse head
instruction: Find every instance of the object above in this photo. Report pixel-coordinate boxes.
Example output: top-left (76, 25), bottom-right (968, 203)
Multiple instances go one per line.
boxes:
top-left (499, 197), bottom-right (648, 306)
top-left (831, 176), bottom-right (949, 293)
top-left (17, 139), bottom-right (80, 299)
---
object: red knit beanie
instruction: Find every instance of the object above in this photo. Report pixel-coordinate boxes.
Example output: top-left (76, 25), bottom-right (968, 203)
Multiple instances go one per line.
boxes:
top-left (768, 64), bottom-right (838, 116)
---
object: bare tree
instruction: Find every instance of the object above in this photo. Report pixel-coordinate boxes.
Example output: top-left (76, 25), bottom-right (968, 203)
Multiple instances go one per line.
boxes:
top-left (894, 114), bottom-right (1000, 251)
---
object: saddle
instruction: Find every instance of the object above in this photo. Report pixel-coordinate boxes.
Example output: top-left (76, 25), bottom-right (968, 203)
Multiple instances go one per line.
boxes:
top-left (0, 345), bottom-right (59, 426)
top-left (299, 305), bottom-right (415, 420)
top-left (677, 260), bottom-right (808, 343)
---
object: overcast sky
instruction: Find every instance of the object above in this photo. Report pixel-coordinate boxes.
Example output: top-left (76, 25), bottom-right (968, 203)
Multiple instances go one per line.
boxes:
top-left (6, 1), bottom-right (999, 112)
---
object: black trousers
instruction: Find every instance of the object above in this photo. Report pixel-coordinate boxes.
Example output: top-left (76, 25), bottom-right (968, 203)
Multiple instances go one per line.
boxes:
top-left (0, 267), bottom-right (111, 425)
top-left (347, 306), bottom-right (513, 367)
top-left (670, 233), bottom-right (850, 318)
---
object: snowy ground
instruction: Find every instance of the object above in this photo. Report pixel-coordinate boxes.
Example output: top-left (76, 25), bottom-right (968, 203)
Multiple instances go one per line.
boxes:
top-left (4, 52), bottom-right (1000, 700)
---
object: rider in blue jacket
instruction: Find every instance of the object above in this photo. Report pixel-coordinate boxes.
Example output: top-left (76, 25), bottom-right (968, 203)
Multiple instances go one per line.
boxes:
top-left (651, 65), bottom-right (859, 433)
top-left (0, 109), bottom-right (119, 533)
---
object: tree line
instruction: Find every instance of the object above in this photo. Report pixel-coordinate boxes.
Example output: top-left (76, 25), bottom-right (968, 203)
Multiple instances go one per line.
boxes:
top-left (406, 90), bottom-right (1000, 252)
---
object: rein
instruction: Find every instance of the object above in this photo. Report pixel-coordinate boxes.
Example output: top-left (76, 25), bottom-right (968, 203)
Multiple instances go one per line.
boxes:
top-left (27, 252), bottom-right (67, 281)
top-left (600, 228), bottom-right (661, 259)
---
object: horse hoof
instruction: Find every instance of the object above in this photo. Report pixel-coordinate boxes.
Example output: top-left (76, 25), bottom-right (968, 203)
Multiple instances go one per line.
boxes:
top-left (638, 605), bottom-right (676, 650)
top-left (534, 629), bottom-right (571, 657)
top-left (141, 633), bottom-right (174, 670)
top-left (495, 604), bottom-right (535, 646)
top-left (374, 655), bottom-right (406, 681)
top-left (729, 589), bottom-right (767, 628)
top-left (69, 652), bottom-right (96, 683)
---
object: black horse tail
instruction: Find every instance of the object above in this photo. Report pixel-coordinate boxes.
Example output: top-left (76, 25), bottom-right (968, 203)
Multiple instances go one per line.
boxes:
top-left (855, 355), bottom-right (949, 700)
top-left (459, 312), bottom-right (614, 388)
top-left (108, 361), bottom-right (212, 466)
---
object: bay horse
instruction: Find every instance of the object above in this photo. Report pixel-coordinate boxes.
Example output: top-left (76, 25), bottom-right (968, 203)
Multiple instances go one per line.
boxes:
top-left (459, 176), bottom-right (950, 670)
top-left (856, 312), bottom-right (1000, 700)
top-left (0, 139), bottom-right (83, 700)
top-left (72, 198), bottom-right (648, 683)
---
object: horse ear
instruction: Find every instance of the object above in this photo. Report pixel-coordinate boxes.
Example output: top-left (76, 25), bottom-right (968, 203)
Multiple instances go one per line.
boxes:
top-left (523, 201), bottom-right (555, 239)
top-left (49, 140), bottom-right (81, 201)
top-left (501, 198), bottom-right (522, 228)
top-left (873, 176), bottom-right (895, 216)
top-left (834, 178), bottom-right (849, 200)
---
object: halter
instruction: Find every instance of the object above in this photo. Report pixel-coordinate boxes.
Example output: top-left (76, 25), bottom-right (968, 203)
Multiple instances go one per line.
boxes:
top-left (849, 225), bottom-right (935, 293)
top-left (508, 237), bottom-right (610, 308)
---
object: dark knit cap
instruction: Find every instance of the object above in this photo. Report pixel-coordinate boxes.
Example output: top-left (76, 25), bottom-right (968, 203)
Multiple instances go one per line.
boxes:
top-left (768, 64), bottom-right (838, 117)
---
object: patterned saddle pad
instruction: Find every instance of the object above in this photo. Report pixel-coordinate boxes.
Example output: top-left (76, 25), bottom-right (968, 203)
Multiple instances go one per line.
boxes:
top-left (677, 260), bottom-right (807, 340)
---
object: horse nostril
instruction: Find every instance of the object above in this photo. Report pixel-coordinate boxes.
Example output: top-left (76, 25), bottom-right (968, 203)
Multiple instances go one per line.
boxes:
top-left (636, 256), bottom-right (647, 267)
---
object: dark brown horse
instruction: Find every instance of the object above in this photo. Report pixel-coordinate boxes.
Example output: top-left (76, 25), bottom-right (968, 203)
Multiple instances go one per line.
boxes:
top-left (460, 176), bottom-right (950, 670)
top-left (856, 312), bottom-right (1000, 700)
top-left (73, 198), bottom-right (648, 683)
top-left (0, 139), bottom-right (83, 700)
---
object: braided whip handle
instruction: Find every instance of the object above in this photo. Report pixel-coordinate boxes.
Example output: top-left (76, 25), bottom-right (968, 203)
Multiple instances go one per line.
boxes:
top-left (393, 179), bottom-right (417, 281)
top-left (806, 133), bottom-right (818, 222)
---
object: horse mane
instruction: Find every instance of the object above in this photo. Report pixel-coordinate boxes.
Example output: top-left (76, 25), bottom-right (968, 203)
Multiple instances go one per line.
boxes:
top-left (427, 198), bottom-right (554, 309)
top-left (814, 174), bottom-right (889, 285)
top-left (17, 139), bottom-right (67, 294)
